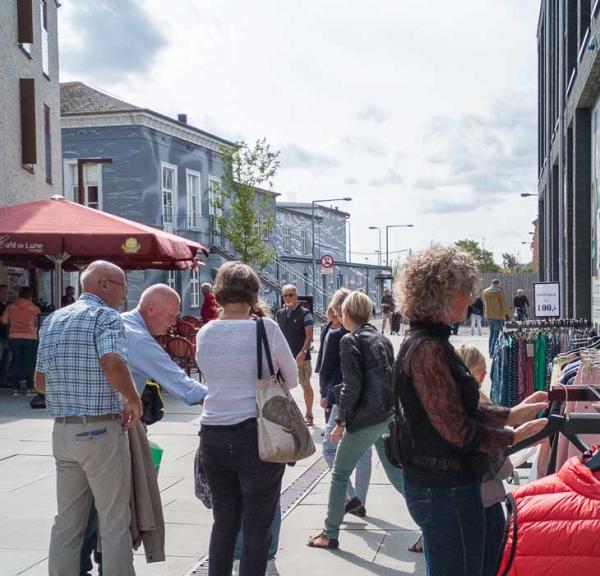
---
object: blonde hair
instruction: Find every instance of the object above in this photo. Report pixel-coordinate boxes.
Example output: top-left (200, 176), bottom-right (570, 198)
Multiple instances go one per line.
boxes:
top-left (395, 246), bottom-right (478, 323)
top-left (456, 345), bottom-right (486, 383)
top-left (330, 288), bottom-right (351, 317)
top-left (342, 291), bottom-right (373, 325)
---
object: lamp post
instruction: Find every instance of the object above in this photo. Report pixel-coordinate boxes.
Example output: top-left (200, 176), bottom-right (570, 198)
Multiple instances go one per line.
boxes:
top-left (311, 197), bottom-right (352, 292)
top-left (385, 224), bottom-right (414, 266)
top-left (368, 226), bottom-right (382, 266)
top-left (520, 193), bottom-right (537, 198)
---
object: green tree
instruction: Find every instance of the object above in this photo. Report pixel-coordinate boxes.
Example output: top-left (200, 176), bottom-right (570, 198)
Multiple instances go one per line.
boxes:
top-left (502, 252), bottom-right (520, 273)
top-left (454, 239), bottom-right (501, 272)
top-left (214, 139), bottom-right (280, 268)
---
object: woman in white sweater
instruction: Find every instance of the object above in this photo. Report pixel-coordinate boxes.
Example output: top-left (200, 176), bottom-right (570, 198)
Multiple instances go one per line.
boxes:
top-left (196, 262), bottom-right (297, 576)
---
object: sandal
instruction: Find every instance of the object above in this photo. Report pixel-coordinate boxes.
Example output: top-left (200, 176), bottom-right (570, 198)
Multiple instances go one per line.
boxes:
top-left (307, 532), bottom-right (339, 549)
top-left (408, 534), bottom-right (423, 553)
top-left (305, 415), bottom-right (314, 427)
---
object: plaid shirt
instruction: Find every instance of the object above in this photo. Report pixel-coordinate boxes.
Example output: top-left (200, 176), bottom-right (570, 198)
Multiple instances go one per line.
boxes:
top-left (36, 293), bottom-right (127, 416)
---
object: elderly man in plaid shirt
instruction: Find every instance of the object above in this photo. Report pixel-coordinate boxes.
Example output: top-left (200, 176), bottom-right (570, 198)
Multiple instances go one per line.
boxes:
top-left (35, 260), bottom-right (142, 576)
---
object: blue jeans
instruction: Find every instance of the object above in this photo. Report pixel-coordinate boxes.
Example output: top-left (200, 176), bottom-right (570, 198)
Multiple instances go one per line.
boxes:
top-left (234, 502), bottom-right (281, 561)
top-left (322, 405), bottom-right (372, 505)
top-left (404, 476), bottom-right (485, 576)
top-left (482, 502), bottom-right (505, 576)
top-left (323, 419), bottom-right (404, 540)
top-left (487, 320), bottom-right (504, 357)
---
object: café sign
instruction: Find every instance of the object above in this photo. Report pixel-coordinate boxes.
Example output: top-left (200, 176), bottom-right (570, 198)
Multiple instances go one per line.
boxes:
top-left (0, 235), bottom-right (45, 252)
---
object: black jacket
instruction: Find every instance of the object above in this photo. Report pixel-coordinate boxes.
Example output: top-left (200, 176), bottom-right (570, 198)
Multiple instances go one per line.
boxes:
top-left (336, 323), bottom-right (395, 432)
top-left (314, 321), bottom-right (331, 374)
top-left (317, 325), bottom-right (348, 407)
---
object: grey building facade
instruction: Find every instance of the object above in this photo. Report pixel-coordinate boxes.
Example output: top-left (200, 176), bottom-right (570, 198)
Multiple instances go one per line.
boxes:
top-left (537, 1), bottom-right (600, 322)
top-left (0, 0), bottom-right (62, 205)
top-left (61, 82), bottom-right (232, 314)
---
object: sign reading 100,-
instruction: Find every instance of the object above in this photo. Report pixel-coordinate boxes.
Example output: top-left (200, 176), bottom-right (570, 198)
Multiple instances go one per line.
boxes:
top-left (533, 282), bottom-right (560, 318)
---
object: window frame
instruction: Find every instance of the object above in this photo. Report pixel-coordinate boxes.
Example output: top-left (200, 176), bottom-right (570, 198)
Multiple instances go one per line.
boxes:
top-left (186, 168), bottom-right (202, 231)
top-left (63, 160), bottom-right (103, 210)
top-left (167, 270), bottom-right (176, 291)
top-left (190, 269), bottom-right (200, 308)
top-left (300, 229), bottom-right (307, 254)
top-left (282, 226), bottom-right (291, 252)
top-left (40, 0), bottom-right (49, 77)
top-left (161, 162), bottom-right (178, 232)
top-left (44, 104), bottom-right (51, 183)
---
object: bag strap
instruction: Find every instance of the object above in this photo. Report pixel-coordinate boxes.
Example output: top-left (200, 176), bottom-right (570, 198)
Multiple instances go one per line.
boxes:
top-left (498, 493), bottom-right (518, 576)
top-left (256, 318), bottom-right (276, 379)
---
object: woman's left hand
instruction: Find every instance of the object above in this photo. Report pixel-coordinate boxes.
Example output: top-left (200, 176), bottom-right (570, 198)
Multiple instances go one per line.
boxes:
top-left (507, 391), bottom-right (549, 426)
top-left (330, 424), bottom-right (344, 443)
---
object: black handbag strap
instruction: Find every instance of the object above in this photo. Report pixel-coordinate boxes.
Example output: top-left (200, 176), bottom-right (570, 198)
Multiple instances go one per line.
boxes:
top-left (498, 493), bottom-right (518, 576)
top-left (256, 318), bottom-right (276, 379)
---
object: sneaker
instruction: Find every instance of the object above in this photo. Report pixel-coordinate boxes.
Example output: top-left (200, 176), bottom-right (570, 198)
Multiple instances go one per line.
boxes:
top-left (12, 389), bottom-right (20, 397)
top-left (344, 496), bottom-right (363, 514)
top-left (349, 505), bottom-right (367, 517)
top-left (232, 559), bottom-right (240, 576)
top-left (266, 559), bottom-right (280, 576)
top-left (26, 388), bottom-right (37, 396)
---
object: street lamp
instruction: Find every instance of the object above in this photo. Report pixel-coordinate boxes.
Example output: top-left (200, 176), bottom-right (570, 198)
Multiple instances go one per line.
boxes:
top-left (311, 197), bottom-right (352, 291)
top-left (385, 224), bottom-right (414, 266)
top-left (368, 226), bottom-right (382, 266)
top-left (520, 193), bottom-right (537, 198)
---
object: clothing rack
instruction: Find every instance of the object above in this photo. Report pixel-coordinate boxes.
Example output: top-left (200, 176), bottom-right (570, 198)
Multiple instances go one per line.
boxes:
top-left (503, 318), bottom-right (591, 331)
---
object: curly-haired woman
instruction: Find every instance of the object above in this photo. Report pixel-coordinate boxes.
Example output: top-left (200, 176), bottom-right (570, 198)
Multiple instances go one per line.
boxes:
top-left (394, 246), bottom-right (548, 576)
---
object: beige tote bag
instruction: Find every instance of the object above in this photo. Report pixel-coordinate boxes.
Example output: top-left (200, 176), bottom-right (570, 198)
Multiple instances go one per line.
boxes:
top-left (255, 318), bottom-right (315, 463)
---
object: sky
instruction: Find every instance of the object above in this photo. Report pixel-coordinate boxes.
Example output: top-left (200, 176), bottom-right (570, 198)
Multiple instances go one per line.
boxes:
top-left (58, 0), bottom-right (541, 266)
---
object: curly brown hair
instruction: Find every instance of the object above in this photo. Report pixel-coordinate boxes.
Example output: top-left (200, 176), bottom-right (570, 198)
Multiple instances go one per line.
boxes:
top-left (213, 261), bottom-right (260, 307)
top-left (395, 246), bottom-right (478, 323)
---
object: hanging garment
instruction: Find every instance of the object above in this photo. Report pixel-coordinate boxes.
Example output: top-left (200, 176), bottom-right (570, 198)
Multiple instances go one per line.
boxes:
top-left (498, 455), bottom-right (600, 576)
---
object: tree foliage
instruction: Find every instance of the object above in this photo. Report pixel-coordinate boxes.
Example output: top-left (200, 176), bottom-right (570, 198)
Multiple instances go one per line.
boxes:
top-left (214, 139), bottom-right (280, 268)
top-left (502, 252), bottom-right (520, 273)
top-left (454, 239), bottom-right (501, 272)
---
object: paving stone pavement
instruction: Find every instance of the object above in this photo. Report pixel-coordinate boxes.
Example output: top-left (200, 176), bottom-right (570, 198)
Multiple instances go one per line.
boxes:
top-left (0, 323), bottom-right (492, 576)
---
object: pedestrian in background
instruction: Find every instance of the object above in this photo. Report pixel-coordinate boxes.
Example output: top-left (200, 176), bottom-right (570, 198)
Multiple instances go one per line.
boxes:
top-left (483, 279), bottom-right (511, 358)
top-left (1, 286), bottom-right (40, 396)
top-left (61, 285), bottom-right (76, 307)
top-left (380, 288), bottom-right (395, 335)
top-left (513, 289), bottom-right (530, 321)
top-left (0, 284), bottom-right (10, 389)
top-left (276, 284), bottom-right (315, 426)
top-left (469, 294), bottom-right (484, 336)
top-left (201, 283), bottom-right (219, 323)
top-left (36, 260), bottom-right (142, 576)
top-left (197, 262), bottom-right (298, 576)
top-left (308, 291), bottom-right (404, 550)
top-left (394, 246), bottom-right (547, 576)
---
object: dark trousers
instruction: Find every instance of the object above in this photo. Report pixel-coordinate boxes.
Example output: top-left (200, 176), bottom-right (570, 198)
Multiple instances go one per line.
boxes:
top-left (404, 476), bottom-right (485, 576)
top-left (482, 502), bottom-right (505, 576)
top-left (200, 418), bottom-right (284, 576)
top-left (0, 339), bottom-right (11, 387)
top-left (9, 338), bottom-right (37, 389)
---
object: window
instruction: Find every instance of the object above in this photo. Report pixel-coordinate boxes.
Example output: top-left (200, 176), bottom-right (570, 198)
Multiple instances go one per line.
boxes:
top-left (208, 177), bottom-right (224, 243)
top-left (300, 229), bottom-right (307, 253)
top-left (17, 0), bottom-right (33, 53)
top-left (20, 78), bottom-right (36, 166)
top-left (186, 169), bottom-right (201, 230)
top-left (282, 226), bottom-right (291, 252)
top-left (44, 104), bottom-right (51, 182)
top-left (66, 163), bottom-right (102, 209)
top-left (40, 0), bottom-right (49, 76)
top-left (262, 220), bottom-right (270, 241)
top-left (167, 270), bottom-right (176, 291)
top-left (161, 163), bottom-right (177, 231)
top-left (190, 269), bottom-right (200, 308)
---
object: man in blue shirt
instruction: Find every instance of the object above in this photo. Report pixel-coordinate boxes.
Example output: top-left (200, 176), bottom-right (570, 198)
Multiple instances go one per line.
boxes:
top-left (35, 261), bottom-right (141, 576)
top-left (121, 284), bottom-right (207, 404)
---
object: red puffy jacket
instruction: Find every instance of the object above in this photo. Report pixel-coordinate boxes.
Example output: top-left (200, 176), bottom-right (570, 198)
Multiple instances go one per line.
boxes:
top-left (498, 455), bottom-right (600, 575)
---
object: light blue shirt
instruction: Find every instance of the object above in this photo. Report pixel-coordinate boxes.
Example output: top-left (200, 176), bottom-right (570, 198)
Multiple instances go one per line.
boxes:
top-left (121, 309), bottom-right (207, 406)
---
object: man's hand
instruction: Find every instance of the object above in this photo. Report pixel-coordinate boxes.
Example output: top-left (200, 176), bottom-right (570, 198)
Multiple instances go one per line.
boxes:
top-left (320, 397), bottom-right (328, 409)
top-left (507, 391), bottom-right (548, 426)
top-left (295, 351), bottom-right (305, 367)
top-left (330, 424), bottom-right (344, 443)
top-left (122, 397), bottom-right (142, 430)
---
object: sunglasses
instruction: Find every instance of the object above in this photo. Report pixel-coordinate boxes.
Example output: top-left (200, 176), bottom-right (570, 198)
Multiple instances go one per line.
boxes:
top-left (283, 293), bottom-right (296, 298)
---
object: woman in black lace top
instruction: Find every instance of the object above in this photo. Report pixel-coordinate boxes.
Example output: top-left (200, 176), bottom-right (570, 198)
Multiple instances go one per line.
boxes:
top-left (395, 246), bottom-right (548, 576)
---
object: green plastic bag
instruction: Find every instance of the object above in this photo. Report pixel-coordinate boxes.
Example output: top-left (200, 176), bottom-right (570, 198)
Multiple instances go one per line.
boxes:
top-left (149, 440), bottom-right (163, 471)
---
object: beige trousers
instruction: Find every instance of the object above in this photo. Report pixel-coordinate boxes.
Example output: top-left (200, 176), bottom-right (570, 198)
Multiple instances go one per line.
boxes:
top-left (48, 418), bottom-right (135, 576)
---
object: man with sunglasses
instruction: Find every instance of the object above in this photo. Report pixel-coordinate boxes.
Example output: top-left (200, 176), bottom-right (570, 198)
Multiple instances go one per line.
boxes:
top-left (276, 284), bottom-right (315, 426)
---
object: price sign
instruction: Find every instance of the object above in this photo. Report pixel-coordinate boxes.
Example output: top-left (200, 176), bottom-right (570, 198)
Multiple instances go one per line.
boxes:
top-left (534, 282), bottom-right (560, 318)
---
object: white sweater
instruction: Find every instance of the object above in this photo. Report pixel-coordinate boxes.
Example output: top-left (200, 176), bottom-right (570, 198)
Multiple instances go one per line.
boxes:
top-left (196, 318), bottom-right (298, 425)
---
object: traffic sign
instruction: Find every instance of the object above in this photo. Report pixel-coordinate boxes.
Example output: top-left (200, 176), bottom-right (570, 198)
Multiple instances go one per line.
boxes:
top-left (320, 254), bottom-right (334, 268)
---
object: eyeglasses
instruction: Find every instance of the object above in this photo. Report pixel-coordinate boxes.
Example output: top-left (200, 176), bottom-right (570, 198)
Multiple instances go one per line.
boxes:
top-left (103, 278), bottom-right (128, 293)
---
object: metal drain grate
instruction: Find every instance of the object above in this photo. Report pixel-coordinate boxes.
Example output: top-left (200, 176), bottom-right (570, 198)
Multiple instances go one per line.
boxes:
top-left (185, 456), bottom-right (328, 576)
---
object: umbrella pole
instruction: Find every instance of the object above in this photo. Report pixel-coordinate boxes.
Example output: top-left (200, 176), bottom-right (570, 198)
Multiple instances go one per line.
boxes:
top-left (46, 253), bottom-right (71, 310)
